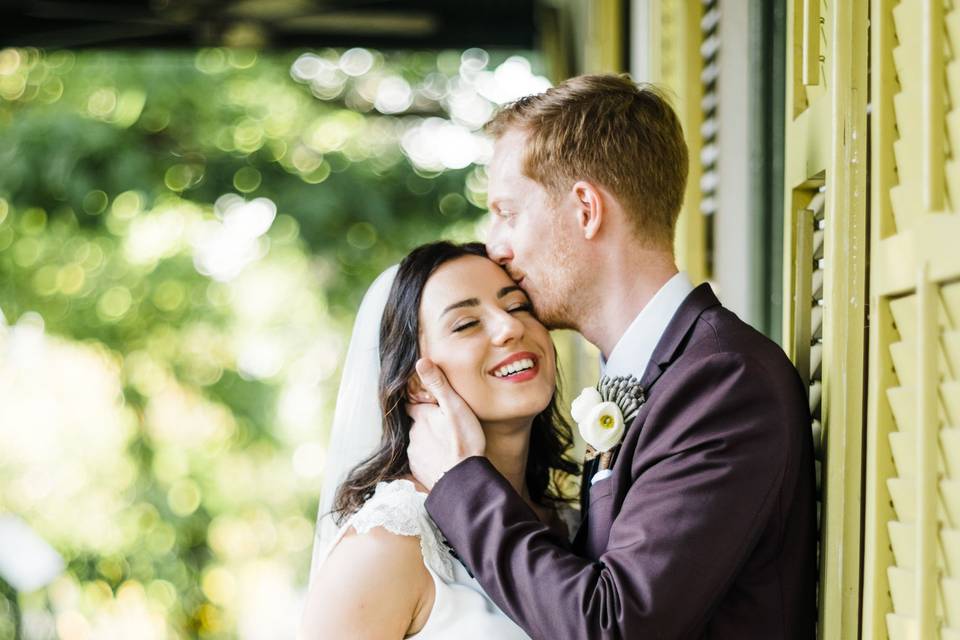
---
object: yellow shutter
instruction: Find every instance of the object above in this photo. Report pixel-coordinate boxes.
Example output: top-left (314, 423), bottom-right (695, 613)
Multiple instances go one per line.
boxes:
top-left (862, 1), bottom-right (960, 638)
top-left (698, 1), bottom-right (720, 279)
top-left (782, 1), bottom-right (868, 638)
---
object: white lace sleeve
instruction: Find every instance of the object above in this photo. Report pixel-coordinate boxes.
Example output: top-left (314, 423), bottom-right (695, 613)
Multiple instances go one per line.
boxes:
top-left (347, 480), bottom-right (455, 581)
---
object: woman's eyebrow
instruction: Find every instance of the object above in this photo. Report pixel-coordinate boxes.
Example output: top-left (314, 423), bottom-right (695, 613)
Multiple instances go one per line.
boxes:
top-left (440, 286), bottom-right (525, 318)
top-left (441, 298), bottom-right (479, 318)
top-left (497, 286), bottom-right (524, 298)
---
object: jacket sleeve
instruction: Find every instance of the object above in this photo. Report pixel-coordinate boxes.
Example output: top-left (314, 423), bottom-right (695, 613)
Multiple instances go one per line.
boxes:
top-left (424, 352), bottom-right (799, 640)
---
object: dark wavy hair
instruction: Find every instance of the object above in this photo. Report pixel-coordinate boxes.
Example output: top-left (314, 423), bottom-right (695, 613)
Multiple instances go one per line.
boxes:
top-left (332, 241), bottom-right (578, 523)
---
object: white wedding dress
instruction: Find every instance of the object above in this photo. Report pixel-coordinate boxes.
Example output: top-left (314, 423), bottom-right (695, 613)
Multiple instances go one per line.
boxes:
top-left (314, 479), bottom-right (530, 639)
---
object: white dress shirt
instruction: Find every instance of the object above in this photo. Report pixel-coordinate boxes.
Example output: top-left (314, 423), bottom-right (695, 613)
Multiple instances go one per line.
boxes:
top-left (601, 271), bottom-right (695, 380)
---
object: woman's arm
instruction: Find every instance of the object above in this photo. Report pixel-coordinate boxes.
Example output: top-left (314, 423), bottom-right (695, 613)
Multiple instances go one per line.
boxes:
top-left (300, 526), bottom-right (434, 639)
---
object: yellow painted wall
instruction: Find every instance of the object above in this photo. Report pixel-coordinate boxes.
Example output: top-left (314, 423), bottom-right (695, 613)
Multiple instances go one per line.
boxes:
top-left (647, 0), bottom-right (709, 285)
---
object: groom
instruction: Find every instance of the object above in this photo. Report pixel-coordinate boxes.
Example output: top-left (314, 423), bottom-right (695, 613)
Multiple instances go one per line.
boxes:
top-left (407, 74), bottom-right (816, 639)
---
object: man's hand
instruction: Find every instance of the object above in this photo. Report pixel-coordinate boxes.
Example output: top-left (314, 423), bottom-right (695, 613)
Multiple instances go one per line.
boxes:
top-left (406, 358), bottom-right (485, 490)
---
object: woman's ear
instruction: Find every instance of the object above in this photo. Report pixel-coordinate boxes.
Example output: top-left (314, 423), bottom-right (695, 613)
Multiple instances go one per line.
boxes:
top-left (406, 373), bottom-right (436, 404)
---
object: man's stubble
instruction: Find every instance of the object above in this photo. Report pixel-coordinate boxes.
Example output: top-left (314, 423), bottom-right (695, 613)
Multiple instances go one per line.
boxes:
top-left (528, 216), bottom-right (588, 333)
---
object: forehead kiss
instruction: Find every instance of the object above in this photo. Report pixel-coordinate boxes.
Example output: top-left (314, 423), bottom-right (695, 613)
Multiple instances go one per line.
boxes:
top-left (419, 255), bottom-right (533, 329)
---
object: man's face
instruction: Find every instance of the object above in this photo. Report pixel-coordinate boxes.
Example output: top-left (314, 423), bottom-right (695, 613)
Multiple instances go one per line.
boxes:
top-left (485, 130), bottom-right (579, 330)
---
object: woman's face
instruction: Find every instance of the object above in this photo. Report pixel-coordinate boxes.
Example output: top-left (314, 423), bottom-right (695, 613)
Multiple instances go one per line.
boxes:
top-left (417, 255), bottom-right (557, 424)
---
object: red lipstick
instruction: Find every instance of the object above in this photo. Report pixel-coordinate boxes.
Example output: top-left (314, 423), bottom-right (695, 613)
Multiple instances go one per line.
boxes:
top-left (488, 352), bottom-right (540, 383)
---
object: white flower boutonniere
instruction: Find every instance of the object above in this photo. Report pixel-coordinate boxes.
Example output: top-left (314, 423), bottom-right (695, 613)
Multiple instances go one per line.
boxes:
top-left (572, 394), bottom-right (624, 453)
top-left (571, 375), bottom-right (644, 468)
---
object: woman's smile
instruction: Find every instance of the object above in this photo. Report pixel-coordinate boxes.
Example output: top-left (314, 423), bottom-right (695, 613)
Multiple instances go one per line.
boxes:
top-left (488, 351), bottom-right (540, 383)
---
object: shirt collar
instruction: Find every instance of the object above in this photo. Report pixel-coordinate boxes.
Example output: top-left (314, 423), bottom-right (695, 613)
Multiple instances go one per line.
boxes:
top-left (601, 271), bottom-right (695, 380)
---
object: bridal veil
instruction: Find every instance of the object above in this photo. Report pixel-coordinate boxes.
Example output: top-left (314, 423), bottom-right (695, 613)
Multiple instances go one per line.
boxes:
top-left (309, 265), bottom-right (398, 585)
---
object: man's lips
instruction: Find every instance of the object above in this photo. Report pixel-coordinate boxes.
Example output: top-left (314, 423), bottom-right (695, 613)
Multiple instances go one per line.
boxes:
top-left (505, 268), bottom-right (525, 285)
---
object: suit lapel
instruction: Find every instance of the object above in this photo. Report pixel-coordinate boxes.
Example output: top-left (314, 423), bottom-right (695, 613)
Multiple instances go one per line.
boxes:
top-left (575, 283), bottom-right (721, 548)
top-left (637, 283), bottom-right (720, 392)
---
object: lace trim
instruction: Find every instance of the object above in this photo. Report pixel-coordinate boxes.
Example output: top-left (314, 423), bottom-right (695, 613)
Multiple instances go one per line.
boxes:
top-left (348, 480), bottom-right (455, 581)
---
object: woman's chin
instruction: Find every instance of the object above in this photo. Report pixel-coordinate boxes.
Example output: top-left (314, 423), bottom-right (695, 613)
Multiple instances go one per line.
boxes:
top-left (475, 401), bottom-right (553, 427)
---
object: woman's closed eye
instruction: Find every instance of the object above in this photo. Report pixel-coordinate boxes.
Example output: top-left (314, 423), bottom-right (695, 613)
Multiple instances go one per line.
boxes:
top-left (451, 303), bottom-right (532, 333)
top-left (452, 319), bottom-right (479, 333)
top-left (508, 302), bottom-right (534, 314)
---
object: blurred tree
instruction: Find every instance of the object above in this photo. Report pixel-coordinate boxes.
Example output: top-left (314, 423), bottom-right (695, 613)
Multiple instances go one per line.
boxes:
top-left (0, 46), bottom-right (547, 638)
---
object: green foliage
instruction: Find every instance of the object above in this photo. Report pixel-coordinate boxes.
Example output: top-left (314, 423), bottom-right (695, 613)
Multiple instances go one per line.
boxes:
top-left (0, 46), bottom-right (513, 638)
top-left (0, 48), bottom-right (489, 313)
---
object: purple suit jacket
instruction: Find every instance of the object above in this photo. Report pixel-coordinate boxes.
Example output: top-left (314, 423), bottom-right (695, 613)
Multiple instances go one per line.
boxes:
top-left (425, 284), bottom-right (817, 639)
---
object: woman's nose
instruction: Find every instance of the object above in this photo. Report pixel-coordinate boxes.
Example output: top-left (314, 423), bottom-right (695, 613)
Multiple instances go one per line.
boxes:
top-left (491, 310), bottom-right (524, 345)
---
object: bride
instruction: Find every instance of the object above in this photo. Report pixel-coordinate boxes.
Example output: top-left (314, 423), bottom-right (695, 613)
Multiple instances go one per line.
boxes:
top-left (299, 241), bottom-right (578, 638)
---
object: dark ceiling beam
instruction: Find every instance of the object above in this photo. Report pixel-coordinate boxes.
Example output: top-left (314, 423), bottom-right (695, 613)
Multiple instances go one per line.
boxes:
top-left (0, 0), bottom-right (537, 49)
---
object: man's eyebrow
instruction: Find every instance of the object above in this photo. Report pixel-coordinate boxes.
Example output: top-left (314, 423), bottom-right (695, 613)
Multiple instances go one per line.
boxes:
top-left (441, 298), bottom-right (480, 318)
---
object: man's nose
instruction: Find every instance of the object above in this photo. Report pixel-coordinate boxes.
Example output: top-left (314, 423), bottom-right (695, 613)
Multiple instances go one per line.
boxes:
top-left (485, 221), bottom-right (513, 266)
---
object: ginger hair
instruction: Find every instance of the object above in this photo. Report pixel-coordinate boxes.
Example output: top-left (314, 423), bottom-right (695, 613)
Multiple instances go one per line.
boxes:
top-left (485, 74), bottom-right (689, 249)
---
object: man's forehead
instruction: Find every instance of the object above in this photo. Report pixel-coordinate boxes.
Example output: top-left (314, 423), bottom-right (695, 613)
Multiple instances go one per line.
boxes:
top-left (487, 178), bottom-right (522, 206)
top-left (488, 149), bottom-right (530, 190)
top-left (491, 131), bottom-right (526, 165)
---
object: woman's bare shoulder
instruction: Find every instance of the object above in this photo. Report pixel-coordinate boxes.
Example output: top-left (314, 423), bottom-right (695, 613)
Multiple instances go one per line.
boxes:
top-left (319, 520), bottom-right (432, 591)
top-left (301, 523), bottom-right (433, 639)
top-left (339, 520), bottom-right (429, 564)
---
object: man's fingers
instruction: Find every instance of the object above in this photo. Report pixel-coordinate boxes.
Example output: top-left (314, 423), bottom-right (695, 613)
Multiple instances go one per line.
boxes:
top-left (406, 402), bottom-right (436, 424)
top-left (416, 358), bottom-right (468, 411)
top-left (415, 358), bottom-right (447, 390)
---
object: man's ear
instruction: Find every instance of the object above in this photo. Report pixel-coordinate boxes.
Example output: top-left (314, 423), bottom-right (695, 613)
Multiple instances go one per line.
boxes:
top-left (572, 181), bottom-right (604, 240)
top-left (406, 373), bottom-right (436, 404)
